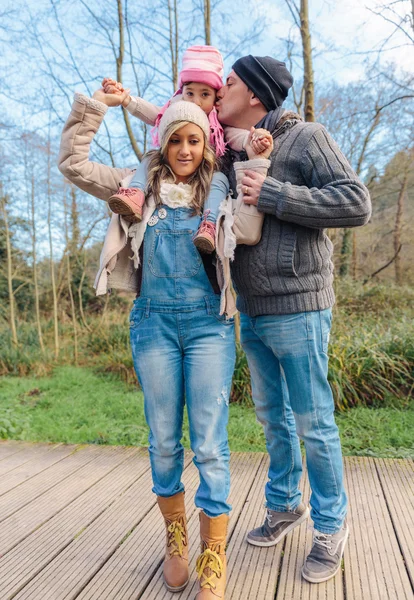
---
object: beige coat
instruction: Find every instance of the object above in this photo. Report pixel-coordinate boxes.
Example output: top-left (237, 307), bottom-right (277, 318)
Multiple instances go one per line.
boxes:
top-left (58, 93), bottom-right (237, 317)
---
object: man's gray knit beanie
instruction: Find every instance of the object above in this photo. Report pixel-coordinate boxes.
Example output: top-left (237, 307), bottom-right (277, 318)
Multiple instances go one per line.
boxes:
top-left (232, 56), bottom-right (294, 111)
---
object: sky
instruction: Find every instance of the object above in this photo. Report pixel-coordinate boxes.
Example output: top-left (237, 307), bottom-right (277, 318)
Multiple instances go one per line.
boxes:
top-left (1, 0), bottom-right (412, 259)
top-left (251, 0), bottom-right (413, 85)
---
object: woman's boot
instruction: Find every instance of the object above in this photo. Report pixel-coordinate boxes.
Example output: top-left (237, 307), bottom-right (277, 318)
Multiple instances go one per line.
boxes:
top-left (195, 512), bottom-right (229, 599)
top-left (157, 492), bottom-right (189, 592)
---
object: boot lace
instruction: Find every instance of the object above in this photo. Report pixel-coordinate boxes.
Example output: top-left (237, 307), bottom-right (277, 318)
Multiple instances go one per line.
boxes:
top-left (117, 187), bottom-right (138, 196)
top-left (167, 519), bottom-right (186, 557)
top-left (196, 548), bottom-right (223, 589)
top-left (197, 210), bottom-right (216, 238)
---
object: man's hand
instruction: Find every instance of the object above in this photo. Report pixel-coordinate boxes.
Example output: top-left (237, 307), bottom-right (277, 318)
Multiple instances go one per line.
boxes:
top-left (92, 86), bottom-right (130, 107)
top-left (245, 127), bottom-right (274, 160)
top-left (241, 170), bottom-right (266, 206)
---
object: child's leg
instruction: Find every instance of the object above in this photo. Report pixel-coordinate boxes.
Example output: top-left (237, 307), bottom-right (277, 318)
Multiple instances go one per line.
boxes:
top-left (203, 171), bottom-right (228, 223)
top-left (108, 160), bottom-right (148, 223)
top-left (194, 171), bottom-right (229, 253)
top-left (129, 158), bottom-right (148, 191)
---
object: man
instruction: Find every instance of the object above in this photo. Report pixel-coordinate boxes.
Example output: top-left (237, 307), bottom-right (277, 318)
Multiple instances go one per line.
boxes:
top-left (216, 56), bottom-right (371, 583)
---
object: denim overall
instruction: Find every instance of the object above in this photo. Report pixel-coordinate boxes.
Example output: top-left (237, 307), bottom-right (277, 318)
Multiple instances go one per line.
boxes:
top-left (129, 204), bottom-right (236, 516)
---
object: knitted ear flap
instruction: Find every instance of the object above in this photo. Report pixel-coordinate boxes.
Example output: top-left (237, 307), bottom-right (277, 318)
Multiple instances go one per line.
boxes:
top-left (208, 107), bottom-right (226, 157)
top-left (150, 89), bottom-right (182, 147)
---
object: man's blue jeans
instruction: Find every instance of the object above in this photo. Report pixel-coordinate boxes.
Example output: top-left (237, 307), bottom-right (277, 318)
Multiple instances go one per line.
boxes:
top-left (240, 309), bottom-right (347, 534)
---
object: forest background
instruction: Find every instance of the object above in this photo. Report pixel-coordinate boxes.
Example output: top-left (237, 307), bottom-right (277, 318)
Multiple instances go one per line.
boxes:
top-left (0, 0), bottom-right (413, 456)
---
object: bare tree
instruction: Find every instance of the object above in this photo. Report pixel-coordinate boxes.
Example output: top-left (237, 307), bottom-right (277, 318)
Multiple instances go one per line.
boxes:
top-left (63, 186), bottom-right (78, 365)
top-left (46, 124), bottom-right (59, 358)
top-left (0, 190), bottom-right (18, 346)
top-left (203, 0), bottom-right (211, 45)
top-left (285, 0), bottom-right (315, 122)
top-left (368, 0), bottom-right (414, 46)
top-left (393, 149), bottom-right (413, 283)
top-left (30, 175), bottom-right (45, 352)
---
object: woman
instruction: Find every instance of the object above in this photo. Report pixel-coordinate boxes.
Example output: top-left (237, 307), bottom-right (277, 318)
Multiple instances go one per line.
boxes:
top-left (58, 89), bottom-right (237, 599)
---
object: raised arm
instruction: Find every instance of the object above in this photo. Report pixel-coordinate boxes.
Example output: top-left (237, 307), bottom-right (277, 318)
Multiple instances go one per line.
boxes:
top-left (102, 77), bottom-right (161, 126)
top-left (58, 90), bottom-right (133, 202)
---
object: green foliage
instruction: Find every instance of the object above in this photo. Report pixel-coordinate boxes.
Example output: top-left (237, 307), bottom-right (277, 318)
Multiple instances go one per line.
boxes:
top-left (0, 282), bottom-right (412, 412)
top-left (231, 343), bottom-right (253, 407)
top-left (0, 366), bottom-right (412, 457)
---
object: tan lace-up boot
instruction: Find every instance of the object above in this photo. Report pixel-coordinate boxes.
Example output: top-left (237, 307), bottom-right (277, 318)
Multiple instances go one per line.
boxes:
top-left (157, 492), bottom-right (189, 592)
top-left (195, 512), bottom-right (229, 599)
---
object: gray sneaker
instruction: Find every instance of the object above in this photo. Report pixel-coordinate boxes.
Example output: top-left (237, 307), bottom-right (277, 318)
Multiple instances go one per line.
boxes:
top-left (246, 503), bottom-right (310, 547)
top-left (301, 522), bottom-right (349, 583)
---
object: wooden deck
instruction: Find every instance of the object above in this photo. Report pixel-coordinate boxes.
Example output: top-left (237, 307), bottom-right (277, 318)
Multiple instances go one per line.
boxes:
top-left (0, 441), bottom-right (412, 600)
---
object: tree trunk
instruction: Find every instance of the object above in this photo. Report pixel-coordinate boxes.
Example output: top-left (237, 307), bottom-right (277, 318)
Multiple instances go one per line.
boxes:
top-left (411, 0), bottom-right (414, 35)
top-left (1, 195), bottom-right (18, 346)
top-left (47, 129), bottom-right (59, 358)
top-left (78, 252), bottom-right (92, 332)
top-left (339, 229), bottom-right (352, 277)
top-left (299, 0), bottom-right (315, 122)
top-left (117, 0), bottom-right (143, 161)
top-left (30, 175), bottom-right (45, 352)
top-left (351, 231), bottom-right (357, 279)
top-left (204, 0), bottom-right (211, 45)
top-left (64, 190), bottom-right (78, 364)
top-left (394, 172), bottom-right (408, 285)
top-left (167, 0), bottom-right (179, 90)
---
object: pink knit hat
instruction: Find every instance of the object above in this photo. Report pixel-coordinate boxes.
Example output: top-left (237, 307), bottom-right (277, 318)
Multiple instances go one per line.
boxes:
top-left (151, 45), bottom-right (227, 157)
top-left (179, 45), bottom-right (224, 90)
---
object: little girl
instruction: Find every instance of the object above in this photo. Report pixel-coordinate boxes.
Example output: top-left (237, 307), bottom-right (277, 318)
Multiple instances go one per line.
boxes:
top-left (103, 44), bottom-right (272, 253)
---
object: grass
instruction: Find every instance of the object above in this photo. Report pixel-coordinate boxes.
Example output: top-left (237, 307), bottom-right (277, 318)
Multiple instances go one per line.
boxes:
top-left (1, 282), bottom-right (413, 411)
top-left (1, 366), bottom-right (413, 457)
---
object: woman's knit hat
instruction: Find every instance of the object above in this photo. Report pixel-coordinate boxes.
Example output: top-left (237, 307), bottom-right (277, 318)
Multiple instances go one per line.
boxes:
top-left (152, 45), bottom-right (226, 157)
top-left (179, 45), bottom-right (224, 90)
top-left (158, 101), bottom-right (211, 145)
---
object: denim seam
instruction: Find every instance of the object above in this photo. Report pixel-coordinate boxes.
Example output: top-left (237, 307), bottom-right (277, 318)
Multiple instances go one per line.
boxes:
top-left (280, 365), bottom-right (295, 509)
top-left (306, 313), bottom-right (340, 499)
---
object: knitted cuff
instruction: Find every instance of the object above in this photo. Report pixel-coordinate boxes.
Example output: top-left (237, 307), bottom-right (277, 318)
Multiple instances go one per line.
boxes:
top-left (257, 176), bottom-right (284, 216)
top-left (74, 93), bottom-right (108, 115)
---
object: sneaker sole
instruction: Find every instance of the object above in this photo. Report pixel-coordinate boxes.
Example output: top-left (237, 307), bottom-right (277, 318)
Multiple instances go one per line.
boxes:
top-left (164, 576), bottom-right (189, 592)
top-left (301, 527), bottom-right (349, 584)
top-left (246, 506), bottom-right (310, 547)
top-left (193, 237), bottom-right (215, 254)
top-left (108, 198), bottom-right (142, 223)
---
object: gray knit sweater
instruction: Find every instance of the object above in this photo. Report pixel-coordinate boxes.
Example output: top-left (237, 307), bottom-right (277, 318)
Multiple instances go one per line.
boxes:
top-left (230, 119), bottom-right (372, 316)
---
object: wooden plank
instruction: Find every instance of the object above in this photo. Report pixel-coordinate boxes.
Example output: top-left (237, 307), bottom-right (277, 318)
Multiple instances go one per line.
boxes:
top-left (11, 452), bottom-right (195, 600)
top-left (0, 443), bottom-right (58, 476)
top-left (0, 447), bottom-right (150, 599)
top-left (144, 452), bottom-right (264, 600)
top-left (76, 460), bottom-right (201, 600)
top-left (0, 445), bottom-right (137, 554)
top-left (0, 441), bottom-right (29, 461)
top-left (375, 458), bottom-right (414, 589)
top-left (344, 456), bottom-right (413, 600)
top-left (76, 452), bottom-right (262, 600)
top-left (225, 456), bottom-right (284, 600)
top-left (0, 445), bottom-right (102, 521)
top-left (276, 461), bottom-right (343, 600)
top-left (0, 444), bottom-right (76, 496)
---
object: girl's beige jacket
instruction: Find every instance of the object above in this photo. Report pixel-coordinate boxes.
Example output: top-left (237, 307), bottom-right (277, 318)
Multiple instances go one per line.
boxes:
top-left (58, 93), bottom-right (237, 317)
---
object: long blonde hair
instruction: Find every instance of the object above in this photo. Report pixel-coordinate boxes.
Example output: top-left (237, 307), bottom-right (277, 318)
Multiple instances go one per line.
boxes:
top-left (145, 120), bottom-right (217, 215)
